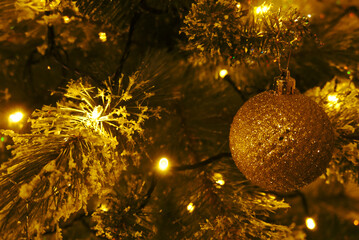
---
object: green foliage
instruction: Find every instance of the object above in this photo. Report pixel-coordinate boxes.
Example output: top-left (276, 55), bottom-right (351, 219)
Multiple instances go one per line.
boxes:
top-left (173, 159), bottom-right (304, 240)
top-left (92, 174), bottom-right (156, 239)
top-left (0, 74), bottom-right (158, 239)
top-left (181, 0), bottom-right (310, 65)
top-left (75, 0), bottom-right (141, 29)
top-left (306, 77), bottom-right (359, 184)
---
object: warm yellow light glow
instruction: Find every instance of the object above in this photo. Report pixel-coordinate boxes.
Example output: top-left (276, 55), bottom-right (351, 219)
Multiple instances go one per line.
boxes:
top-left (213, 173), bottom-right (225, 187)
top-left (63, 16), bottom-right (71, 24)
top-left (216, 179), bottom-right (225, 185)
top-left (100, 204), bottom-right (109, 212)
top-left (99, 32), bottom-right (107, 42)
top-left (91, 105), bottom-right (104, 120)
top-left (255, 3), bottom-right (271, 15)
top-left (354, 219), bottom-right (359, 226)
top-left (236, 3), bottom-right (241, 9)
top-left (85, 105), bottom-right (105, 130)
top-left (219, 69), bottom-right (228, 78)
top-left (307, 14), bottom-right (312, 18)
top-left (47, 65), bottom-right (51, 70)
top-left (327, 94), bottom-right (339, 103)
top-left (306, 217), bottom-right (316, 230)
top-left (327, 94), bottom-right (340, 109)
top-left (159, 158), bottom-right (169, 171)
top-left (187, 202), bottom-right (195, 213)
top-left (9, 112), bottom-right (24, 123)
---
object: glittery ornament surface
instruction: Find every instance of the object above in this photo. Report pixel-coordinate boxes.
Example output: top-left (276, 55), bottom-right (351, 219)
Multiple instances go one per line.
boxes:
top-left (229, 91), bottom-right (335, 192)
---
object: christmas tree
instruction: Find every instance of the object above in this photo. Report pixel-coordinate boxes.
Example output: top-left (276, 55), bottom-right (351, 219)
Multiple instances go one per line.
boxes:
top-left (1, 0), bottom-right (359, 239)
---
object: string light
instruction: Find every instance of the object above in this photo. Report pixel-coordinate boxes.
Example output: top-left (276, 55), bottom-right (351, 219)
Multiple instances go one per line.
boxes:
top-left (100, 204), bottom-right (109, 212)
top-left (236, 3), bottom-right (241, 9)
top-left (327, 94), bottom-right (339, 103)
top-left (98, 32), bottom-right (107, 42)
top-left (9, 111), bottom-right (24, 123)
top-left (255, 3), bottom-right (271, 15)
top-left (213, 173), bottom-right (225, 187)
top-left (216, 179), bottom-right (225, 185)
top-left (354, 220), bottom-right (359, 226)
top-left (327, 94), bottom-right (340, 109)
top-left (63, 16), bottom-right (71, 24)
top-left (85, 105), bottom-right (106, 132)
top-left (90, 105), bottom-right (103, 120)
top-left (187, 202), bottom-right (195, 213)
top-left (305, 217), bottom-right (316, 230)
top-left (219, 69), bottom-right (228, 78)
top-left (159, 158), bottom-right (169, 171)
top-left (0, 137), bottom-right (4, 142)
top-left (307, 14), bottom-right (312, 18)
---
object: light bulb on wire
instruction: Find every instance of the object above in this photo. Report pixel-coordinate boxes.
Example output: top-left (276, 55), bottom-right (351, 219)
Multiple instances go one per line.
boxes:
top-left (100, 204), bottom-right (109, 212)
top-left (158, 157), bottom-right (169, 171)
top-left (63, 16), bottom-right (71, 24)
top-left (327, 94), bottom-right (340, 109)
top-left (187, 202), bottom-right (195, 213)
top-left (98, 32), bottom-right (107, 42)
top-left (9, 111), bottom-right (24, 123)
top-left (219, 69), bottom-right (228, 78)
top-left (305, 217), bottom-right (316, 230)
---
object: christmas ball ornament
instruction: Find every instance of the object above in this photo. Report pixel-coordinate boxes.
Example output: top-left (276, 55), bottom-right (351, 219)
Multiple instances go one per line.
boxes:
top-left (229, 75), bottom-right (335, 192)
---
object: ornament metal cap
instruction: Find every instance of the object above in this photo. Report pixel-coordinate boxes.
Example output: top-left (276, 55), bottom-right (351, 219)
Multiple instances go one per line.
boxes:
top-left (274, 69), bottom-right (296, 95)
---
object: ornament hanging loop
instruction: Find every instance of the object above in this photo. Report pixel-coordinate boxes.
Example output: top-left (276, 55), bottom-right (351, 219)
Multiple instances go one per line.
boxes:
top-left (274, 69), bottom-right (296, 95)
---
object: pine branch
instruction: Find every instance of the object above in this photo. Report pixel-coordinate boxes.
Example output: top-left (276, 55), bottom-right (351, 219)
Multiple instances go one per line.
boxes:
top-left (113, 11), bottom-right (141, 83)
top-left (172, 152), bottom-right (232, 171)
top-left (174, 159), bottom-right (297, 239)
top-left (0, 74), bottom-right (159, 239)
top-left (306, 77), bottom-right (359, 184)
top-left (223, 75), bottom-right (248, 100)
top-left (75, 0), bottom-right (141, 29)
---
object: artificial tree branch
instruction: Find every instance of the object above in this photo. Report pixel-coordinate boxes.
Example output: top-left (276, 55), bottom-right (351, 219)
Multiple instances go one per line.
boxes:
top-left (113, 11), bottom-right (141, 84)
top-left (223, 75), bottom-right (247, 100)
top-left (139, 174), bottom-right (157, 210)
top-left (172, 152), bottom-right (232, 171)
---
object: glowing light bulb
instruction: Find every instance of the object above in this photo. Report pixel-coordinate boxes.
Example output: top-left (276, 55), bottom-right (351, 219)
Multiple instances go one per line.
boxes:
top-left (354, 219), bottom-right (359, 226)
top-left (327, 94), bottom-right (341, 109)
top-left (219, 69), bottom-right (228, 78)
top-left (187, 202), bottom-right (195, 213)
top-left (100, 204), bottom-right (109, 212)
top-left (216, 179), bottom-right (225, 185)
top-left (236, 3), bottom-right (241, 9)
top-left (63, 16), bottom-right (71, 24)
top-left (307, 14), bottom-right (312, 18)
top-left (213, 173), bottom-right (225, 187)
top-left (327, 94), bottom-right (338, 103)
top-left (99, 32), bottom-right (107, 42)
top-left (255, 3), bottom-right (271, 15)
top-left (159, 158), bottom-right (169, 171)
top-left (91, 105), bottom-right (103, 120)
top-left (305, 217), bottom-right (316, 230)
top-left (9, 112), bottom-right (24, 123)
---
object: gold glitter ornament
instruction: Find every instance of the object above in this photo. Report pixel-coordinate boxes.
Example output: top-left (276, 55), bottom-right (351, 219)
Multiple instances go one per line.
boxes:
top-left (229, 87), bottom-right (335, 192)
